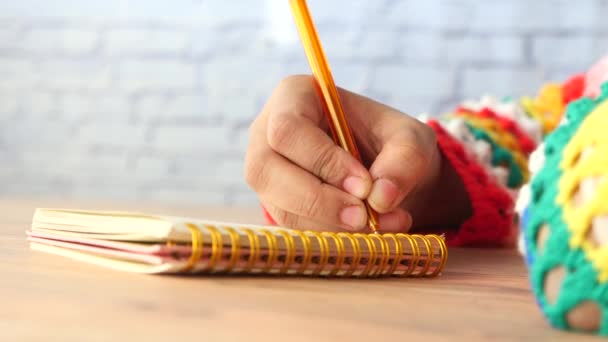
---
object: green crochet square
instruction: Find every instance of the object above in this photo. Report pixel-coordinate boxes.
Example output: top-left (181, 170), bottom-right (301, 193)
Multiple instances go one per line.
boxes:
top-left (523, 88), bottom-right (608, 335)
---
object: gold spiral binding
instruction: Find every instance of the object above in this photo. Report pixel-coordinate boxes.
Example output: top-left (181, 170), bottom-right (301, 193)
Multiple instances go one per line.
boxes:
top-left (224, 227), bottom-right (241, 273)
top-left (310, 231), bottom-right (329, 276)
top-left (204, 225), bottom-right (223, 272)
top-left (183, 223), bottom-right (203, 272)
top-left (354, 233), bottom-right (376, 277)
top-left (321, 232), bottom-right (345, 276)
top-left (277, 230), bottom-right (296, 275)
top-left (396, 233), bottom-right (418, 277)
top-left (259, 229), bottom-right (278, 273)
top-left (369, 234), bottom-right (389, 277)
top-left (293, 230), bottom-right (312, 274)
top-left (407, 233), bottom-right (422, 276)
top-left (241, 228), bottom-right (260, 273)
top-left (382, 233), bottom-right (403, 276)
top-left (427, 234), bottom-right (448, 277)
top-left (179, 222), bottom-right (446, 277)
top-left (412, 234), bottom-right (432, 276)
top-left (337, 232), bottom-right (360, 277)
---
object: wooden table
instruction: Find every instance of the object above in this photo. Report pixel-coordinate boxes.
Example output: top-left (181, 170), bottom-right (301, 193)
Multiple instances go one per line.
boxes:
top-left (0, 198), bottom-right (601, 341)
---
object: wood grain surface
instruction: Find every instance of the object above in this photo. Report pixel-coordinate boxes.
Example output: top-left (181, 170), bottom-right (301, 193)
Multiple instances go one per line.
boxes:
top-left (0, 197), bottom-right (601, 341)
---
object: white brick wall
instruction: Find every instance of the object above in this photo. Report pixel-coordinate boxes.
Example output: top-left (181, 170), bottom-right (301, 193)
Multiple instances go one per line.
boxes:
top-left (61, 94), bottom-right (131, 123)
top-left (19, 28), bottom-right (98, 56)
top-left (40, 60), bottom-right (112, 90)
top-left (532, 35), bottom-right (599, 67)
top-left (117, 61), bottom-right (197, 92)
top-left (0, 59), bottom-right (37, 90)
top-left (1, 0), bottom-right (607, 206)
top-left (443, 36), bottom-right (525, 64)
top-left (462, 68), bottom-right (545, 98)
top-left (104, 28), bottom-right (188, 57)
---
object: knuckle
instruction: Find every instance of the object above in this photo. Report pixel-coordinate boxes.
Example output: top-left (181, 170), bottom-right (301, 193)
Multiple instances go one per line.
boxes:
top-left (244, 153), bottom-right (268, 191)
top-left (243, 158), bottom-right (258, 188)
top-left (267, 113), bottom-right (296, 150)
top-left (247, 116), bottom-right (264, 146)
top-left (398, 124), bottom-right (436, 167)
top-left (407, 119), bottom-right (437, 149)
top-left (299, 187), bottom-right (324, 219)
top-left (247, 117), bottom-right (259, 136)
top-left (394, 139), bottom-right (429, 169)
top-left (311, 144), bottom-right (343, 182)
top-left (415, 124), bottom-right (438, 167)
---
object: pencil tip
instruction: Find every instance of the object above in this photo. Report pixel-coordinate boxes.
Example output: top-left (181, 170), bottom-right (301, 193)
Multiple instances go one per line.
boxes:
top-left (369, 223), bottom-right (380, 234)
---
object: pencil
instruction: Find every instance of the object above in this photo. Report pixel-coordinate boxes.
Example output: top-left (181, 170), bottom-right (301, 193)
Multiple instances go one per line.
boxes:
top-left (289, 0), bottom-right (380, 234)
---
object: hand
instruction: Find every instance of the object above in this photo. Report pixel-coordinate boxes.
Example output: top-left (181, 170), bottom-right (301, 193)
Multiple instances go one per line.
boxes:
top-left (245, 75), bottom-right (469, 233)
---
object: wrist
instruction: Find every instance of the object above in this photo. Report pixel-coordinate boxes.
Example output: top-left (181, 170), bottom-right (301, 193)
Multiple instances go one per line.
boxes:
top-left (425, 119), bottom-right (514, 247)
top-left (406, 144), bottom-right (473, 232)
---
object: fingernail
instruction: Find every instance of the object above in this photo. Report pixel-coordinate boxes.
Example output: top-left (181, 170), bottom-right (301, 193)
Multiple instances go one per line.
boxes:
top-left (343, 176), bottom-right (369, 198)
top-left (368, 178), bottom-right (400, 212)
top-left (340, 205), bottom-right (366, 230)
top-left (378, 210), bottom-right (412, 233)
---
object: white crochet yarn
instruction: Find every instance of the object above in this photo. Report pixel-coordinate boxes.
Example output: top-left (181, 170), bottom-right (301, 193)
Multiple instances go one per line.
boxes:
top-left (513, 141), bottom-right (545, 245)
top-left (528, 142), bottom-right (546, 175)
top-left (514, 140), bottom-right (547, 256)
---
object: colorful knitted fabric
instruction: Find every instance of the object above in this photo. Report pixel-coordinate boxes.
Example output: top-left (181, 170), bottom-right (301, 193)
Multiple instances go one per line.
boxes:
top-left (455, 107), bottom-right (537, 155)
top-left (465, 123), bottom-right (525, 188)
top-left (517, 83), bottom-right (608, 335)
top-left (443, 118), bottom-right (512, 190)
top-left (460, 95), bottom-right (544, 144)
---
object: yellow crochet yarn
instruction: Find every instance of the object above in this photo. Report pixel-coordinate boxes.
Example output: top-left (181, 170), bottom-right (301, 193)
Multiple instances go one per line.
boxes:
top-left (557, 99), bottom-right (608, 282)
top-left (521, 83), bottom-right (565, 134)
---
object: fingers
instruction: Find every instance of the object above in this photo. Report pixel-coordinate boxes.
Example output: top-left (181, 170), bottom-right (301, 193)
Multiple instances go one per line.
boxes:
top-left (377, 208), bottom-right (413, 233)
top-left (266, 113), bottom-right (372, 198)
top-left (245, 144), bottom-right (368, 231)
top-left (263, 203), bottom-right (345, 232)
top-left (264, 202), bottom-right (412, 233)
top-left (367, 123), bottom-right (439, 214)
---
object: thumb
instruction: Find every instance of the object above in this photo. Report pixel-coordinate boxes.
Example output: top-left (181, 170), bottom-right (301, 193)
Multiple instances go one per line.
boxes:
top-left (367, 131), bottom-right (438, 214)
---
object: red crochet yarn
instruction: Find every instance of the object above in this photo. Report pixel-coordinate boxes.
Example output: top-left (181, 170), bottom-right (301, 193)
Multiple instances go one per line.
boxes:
top-left (562, 73), bottom-right (586, 105)
top-left (454, 107), bottom-right (537, 155)
top-left (427, 120), bottom-right (515, 247)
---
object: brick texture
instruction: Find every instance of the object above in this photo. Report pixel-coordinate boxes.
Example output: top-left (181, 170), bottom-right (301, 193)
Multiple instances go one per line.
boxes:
top-left (1, 0), bottom-right (607, 206)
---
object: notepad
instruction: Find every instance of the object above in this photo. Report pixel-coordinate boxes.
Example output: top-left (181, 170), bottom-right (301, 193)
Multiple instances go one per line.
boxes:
top-left (27, 208), bottom-right (448, 277)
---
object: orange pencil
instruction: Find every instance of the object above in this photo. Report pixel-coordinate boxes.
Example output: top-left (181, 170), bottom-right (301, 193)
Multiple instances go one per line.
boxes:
top-left (289, 0), bottom-right (380, 233)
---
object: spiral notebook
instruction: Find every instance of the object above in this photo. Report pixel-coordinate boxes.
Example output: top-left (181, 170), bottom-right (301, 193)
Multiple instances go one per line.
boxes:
top-left (27, 208), bottom-right (448, 278)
